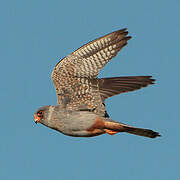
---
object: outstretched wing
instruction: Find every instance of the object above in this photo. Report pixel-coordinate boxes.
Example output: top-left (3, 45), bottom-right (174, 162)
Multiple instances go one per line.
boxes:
top-left (98, 76), bottom-right (155, 102)
top-left (51, 29), bottom-right (131, 115)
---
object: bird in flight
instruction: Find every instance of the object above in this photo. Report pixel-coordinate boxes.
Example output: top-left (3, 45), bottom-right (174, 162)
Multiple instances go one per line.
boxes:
top-left (34, 28), bottom-right (160, 138)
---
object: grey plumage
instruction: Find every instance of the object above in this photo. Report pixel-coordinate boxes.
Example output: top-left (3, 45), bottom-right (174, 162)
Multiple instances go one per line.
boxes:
top-left (34, 28), bottom-right (160, 139)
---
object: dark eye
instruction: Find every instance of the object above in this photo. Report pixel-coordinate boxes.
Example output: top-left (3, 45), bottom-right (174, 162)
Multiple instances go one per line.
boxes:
top-left (37, 110), bottom-right (43, 117)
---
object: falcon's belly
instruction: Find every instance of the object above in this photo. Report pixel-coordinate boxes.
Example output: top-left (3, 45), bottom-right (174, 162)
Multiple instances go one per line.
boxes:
top-left (51, 110), bottom-right (106, 137)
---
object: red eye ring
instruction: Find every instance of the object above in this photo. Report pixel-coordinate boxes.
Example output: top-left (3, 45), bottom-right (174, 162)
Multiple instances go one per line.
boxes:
top-left (37, 111), bottom-right (43, 117)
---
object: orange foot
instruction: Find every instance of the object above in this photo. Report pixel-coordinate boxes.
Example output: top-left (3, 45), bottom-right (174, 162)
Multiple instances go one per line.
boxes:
top-left (105, 129), bottom-right (118, 135)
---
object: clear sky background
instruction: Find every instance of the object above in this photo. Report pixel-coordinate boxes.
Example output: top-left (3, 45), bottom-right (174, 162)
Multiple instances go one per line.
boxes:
top-left (1, 0), bottom-right (179, 179)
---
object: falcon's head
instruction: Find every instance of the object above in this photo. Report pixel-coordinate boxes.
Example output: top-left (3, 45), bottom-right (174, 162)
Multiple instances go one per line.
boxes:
top-left (34, 106), bottom-right (51, 124)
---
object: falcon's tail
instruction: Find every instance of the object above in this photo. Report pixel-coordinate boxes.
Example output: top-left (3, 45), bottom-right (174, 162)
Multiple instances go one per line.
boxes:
top-left (104, 121), bottom-right (160, 138)
top-left (99, 76), bottom-right (155, 101)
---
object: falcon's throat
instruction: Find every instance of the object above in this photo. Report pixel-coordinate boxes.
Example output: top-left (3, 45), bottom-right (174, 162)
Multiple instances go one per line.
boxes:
top-left (45, 106), bottom-right (55, 125)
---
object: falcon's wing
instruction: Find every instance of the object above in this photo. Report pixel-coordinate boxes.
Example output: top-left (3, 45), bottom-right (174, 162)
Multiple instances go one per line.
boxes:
top-left (98, 76), bottom-right (155, 102)
top-left (51, 29), bottom-right (131, 115)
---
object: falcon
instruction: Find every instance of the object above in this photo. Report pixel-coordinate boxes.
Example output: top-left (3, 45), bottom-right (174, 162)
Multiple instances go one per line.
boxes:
top-left (34, 28), bottom-right (160, 138)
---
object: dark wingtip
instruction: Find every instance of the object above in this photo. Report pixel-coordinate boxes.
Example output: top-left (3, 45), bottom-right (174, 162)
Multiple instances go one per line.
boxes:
top-left (146, 76), bottom-right (156, 85)
top-left (126, 36), bottom-right (132, 40)
top-left (150, 76), bottom-right (156, 81)
top-left (120, 28), bottom-right (127, 32)
top-left (151, 79), bottom-right (156, 85)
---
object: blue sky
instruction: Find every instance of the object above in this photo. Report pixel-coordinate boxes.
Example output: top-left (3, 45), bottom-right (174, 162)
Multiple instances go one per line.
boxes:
top-left (1, 0), bottom-right (179, 179)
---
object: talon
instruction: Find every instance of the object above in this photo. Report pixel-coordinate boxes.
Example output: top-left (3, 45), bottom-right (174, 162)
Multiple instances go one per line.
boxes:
top-left (105, 129), bottom-right (118, 135)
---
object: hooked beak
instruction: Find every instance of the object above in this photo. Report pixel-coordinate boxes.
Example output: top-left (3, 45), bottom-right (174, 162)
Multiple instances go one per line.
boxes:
top-left (34, 114), bottom-right (40, 124)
